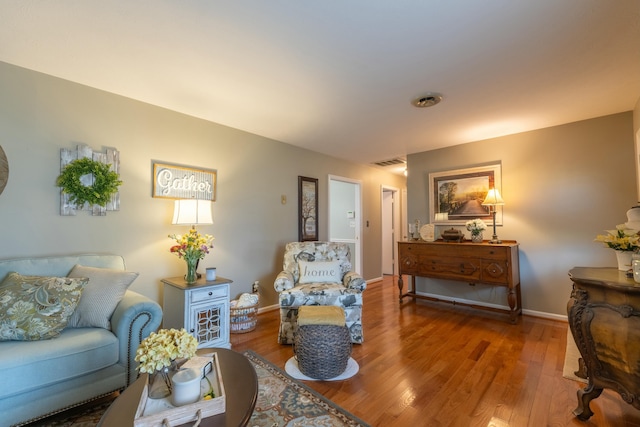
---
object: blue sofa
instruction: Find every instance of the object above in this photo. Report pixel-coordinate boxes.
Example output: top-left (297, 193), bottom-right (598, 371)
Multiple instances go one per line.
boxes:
top-left (0, 254), bottom-right (162, 427)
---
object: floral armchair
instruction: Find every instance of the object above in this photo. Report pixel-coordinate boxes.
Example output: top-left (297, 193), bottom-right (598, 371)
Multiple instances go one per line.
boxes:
top-left (274, 241), bottom-right (366, 344)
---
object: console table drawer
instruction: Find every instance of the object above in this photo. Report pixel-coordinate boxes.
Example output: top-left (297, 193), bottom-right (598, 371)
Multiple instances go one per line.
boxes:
top-left (480, 260), bottom-right (510, 285)
top-left (422, 257), bottom-right (481, 281)
top-left (474, 246), bottom-right (510, 260)
top-left (191, 286), bottom-right (228, 303)
top-left (402, 243), bottom-right (507, 259)
top-left (400, 253), bottom-right (421, 274)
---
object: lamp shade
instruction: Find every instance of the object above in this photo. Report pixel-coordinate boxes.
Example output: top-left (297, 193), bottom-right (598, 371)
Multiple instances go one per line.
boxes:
top-left (482, 188), bottom-right (504, 206)
top-left (172, 199), bottom-right (213, 225)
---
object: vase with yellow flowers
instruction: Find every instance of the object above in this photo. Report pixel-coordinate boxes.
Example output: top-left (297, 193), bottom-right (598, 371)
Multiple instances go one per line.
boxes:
top-left (135, 328), bottom-right (198, 398)
top-left (169, 228), bottom-right (214, 284)
top-left (595, 224), bottom-right (640, 271)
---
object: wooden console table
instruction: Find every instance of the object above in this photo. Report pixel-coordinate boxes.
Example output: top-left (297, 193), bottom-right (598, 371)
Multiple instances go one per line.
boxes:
top-left (397, 240), bottom-right (521, 323)
top-left (567, 267), bottom-right (640, 420)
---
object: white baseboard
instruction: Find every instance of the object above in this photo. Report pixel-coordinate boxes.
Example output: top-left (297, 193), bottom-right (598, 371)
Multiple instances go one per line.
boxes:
top-left (258, 284), bottom-right (569, 322)
top-left (257, 304), bottom-right (279, 314)
top-left (522, 309), bottom-right (567, 322)
top-left (415, 291), bottom-right (568, 322)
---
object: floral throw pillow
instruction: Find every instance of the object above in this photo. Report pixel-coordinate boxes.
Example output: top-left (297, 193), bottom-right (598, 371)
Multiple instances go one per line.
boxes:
top-left (0, 272), bottom-right (87, 341)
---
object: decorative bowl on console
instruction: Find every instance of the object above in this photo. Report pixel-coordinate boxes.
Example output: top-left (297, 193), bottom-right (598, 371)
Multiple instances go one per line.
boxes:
top-left (441, 228), bottom-right (464, 242)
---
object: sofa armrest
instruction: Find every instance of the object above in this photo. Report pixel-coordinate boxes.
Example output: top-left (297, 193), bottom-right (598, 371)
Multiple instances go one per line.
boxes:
top-left (274, 271), bottom-right (295, 292)
top-left (343, 271), bottom-right (367, 292)
top-left (111, 290), bottom-right (162, 386)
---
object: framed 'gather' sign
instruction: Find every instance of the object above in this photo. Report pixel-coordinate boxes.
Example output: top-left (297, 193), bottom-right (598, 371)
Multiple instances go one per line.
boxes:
top-left (152, 162), bottom-right (217, 201)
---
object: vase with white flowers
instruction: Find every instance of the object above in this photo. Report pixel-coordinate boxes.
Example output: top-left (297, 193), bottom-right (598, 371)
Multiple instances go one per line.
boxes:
top-left (135, 328), bottom-right (198, 398)
top-left (465, 218), bottom-right (487, 243)
top-left (595, 224), bottom-right (640, 271)
top-left (169, 228), bottom-right (214, 284)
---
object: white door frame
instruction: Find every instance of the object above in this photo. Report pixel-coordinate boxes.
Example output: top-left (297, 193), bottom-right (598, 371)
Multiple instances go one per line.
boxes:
top-left (401, 188), bottom-right (408, 241)
top-left (381, 185), bottom-right (400, 276)
top-left (328, 175), bottom-right (362, 275)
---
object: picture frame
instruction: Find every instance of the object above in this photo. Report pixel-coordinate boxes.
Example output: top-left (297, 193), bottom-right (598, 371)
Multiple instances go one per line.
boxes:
top-left (429, 163), bottom-right (502, 225)
top-left (298, 176), bottom-right (318, 241)
top-left (152, 162), bottom-right (217, 201)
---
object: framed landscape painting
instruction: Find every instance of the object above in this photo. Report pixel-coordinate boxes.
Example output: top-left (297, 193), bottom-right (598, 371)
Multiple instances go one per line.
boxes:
top-left (429, 164), bottom-right (502, 225)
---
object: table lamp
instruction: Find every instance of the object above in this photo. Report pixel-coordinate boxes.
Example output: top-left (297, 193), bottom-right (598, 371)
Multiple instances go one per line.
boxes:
top-left (482, 188), bottom-right (504, 244)
top-left (172, 199), bottom-right (213, 226)
top-left (172, 199), bottom-right (213, 278)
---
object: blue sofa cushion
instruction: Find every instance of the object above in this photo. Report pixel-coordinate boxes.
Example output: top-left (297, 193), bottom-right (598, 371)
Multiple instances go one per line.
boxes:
top-left (0, 327), bottom-right (119, 399)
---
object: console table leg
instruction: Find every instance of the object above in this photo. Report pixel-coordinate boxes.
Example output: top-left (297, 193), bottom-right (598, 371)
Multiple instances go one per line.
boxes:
top-left (398, 276), bottom-right (404, 303)
top-left (508, 288), bottom-right (517, 324)
top-left (573, 382), bottom-right (602, 421)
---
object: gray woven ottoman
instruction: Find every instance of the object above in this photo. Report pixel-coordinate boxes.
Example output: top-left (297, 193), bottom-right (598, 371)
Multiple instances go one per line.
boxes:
top-left (294, 306), bottom-right (352, 379)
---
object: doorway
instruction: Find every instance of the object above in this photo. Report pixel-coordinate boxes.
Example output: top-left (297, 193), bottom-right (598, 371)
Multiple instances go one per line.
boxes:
top-left (328, 175), bottom-right (362, 274)
top-left (382, 186), bottom-right (400, 276)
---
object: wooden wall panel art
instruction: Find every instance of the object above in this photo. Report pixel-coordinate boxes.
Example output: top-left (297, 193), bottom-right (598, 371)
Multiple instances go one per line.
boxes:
top-left (60, 144), bottom-right (120, 216)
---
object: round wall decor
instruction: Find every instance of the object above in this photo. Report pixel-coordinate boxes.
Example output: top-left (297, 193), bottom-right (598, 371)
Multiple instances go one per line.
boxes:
top-left (0, 146), bottom-right (7, 196)
top-left (56, 157), bottom-right (122, 207)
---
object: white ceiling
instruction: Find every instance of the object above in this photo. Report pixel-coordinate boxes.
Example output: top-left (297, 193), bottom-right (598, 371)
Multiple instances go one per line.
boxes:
top-left (1, 1), bottom-right (639, 174)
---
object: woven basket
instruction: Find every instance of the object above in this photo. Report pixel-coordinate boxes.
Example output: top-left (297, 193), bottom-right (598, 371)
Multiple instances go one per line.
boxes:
top-left (230, 301), bottom-right (258, 334)
top-left (294, 324), bottom-right (351, 379)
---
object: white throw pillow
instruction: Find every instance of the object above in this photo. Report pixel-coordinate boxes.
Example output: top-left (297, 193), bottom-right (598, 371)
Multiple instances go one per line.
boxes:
top-left (298, 260), bottom-right (342, 284)
top-left (66, 264), bottom-right (139, 329)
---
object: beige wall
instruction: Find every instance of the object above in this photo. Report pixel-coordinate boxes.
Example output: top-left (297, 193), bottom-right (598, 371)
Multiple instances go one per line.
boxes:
top-left (0, 61), bottom-right (405, 308)
top-left (634, 96), bottom-right (640, 134)
top-left (407, 112), bottom-right (636, 318)
top-left (634, 96), bottom-right (640, 201)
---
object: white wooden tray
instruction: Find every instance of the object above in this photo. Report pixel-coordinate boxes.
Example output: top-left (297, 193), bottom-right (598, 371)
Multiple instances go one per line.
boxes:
top-left (133, 353), bottom-right (226, 427)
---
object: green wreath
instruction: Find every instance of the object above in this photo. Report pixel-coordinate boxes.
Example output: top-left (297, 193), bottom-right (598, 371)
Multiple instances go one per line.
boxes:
top-left (56, 158), bottom-right (122, 207)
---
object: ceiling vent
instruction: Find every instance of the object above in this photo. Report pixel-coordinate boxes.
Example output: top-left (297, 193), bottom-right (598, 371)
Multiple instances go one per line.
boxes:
top-left (412, 93), bottom-right (443, 108)
top-left (372, 158), bottom-right (406, 167)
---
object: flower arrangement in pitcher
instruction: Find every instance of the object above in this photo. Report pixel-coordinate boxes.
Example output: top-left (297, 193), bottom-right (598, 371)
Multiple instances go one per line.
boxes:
top-left (594, 224), bottom-right (640, 252)
top-left (135, 328), bottom-right (198, 374)
top-left (465, 218), bottom-right (487, 236)
top-left (169, 228), bottom-right (214, 283)
top-left (134, 328), bottom-right (198, 398)
top-left (169, 228), bottom-right (214, 262)
top-left (465, 218), bottom-right (487, 243)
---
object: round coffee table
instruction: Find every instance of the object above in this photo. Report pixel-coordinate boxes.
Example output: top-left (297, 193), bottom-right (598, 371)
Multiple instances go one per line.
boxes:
top-left (98, 348), bottom-right (258, 427)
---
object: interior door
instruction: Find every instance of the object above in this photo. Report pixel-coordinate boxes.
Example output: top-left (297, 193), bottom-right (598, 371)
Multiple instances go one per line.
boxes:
top-left (382, 189), bottom-right (395, 275)
top-left (328, 176), bottom-right (362, 274)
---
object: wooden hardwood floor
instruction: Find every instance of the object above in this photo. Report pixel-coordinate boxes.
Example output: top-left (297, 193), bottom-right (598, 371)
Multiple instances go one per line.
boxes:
top-left (231, 275), bottom-right (640, 427)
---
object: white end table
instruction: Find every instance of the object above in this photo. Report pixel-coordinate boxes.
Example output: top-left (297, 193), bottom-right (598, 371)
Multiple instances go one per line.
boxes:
top-left (161, 276), bottom-right (232, 349)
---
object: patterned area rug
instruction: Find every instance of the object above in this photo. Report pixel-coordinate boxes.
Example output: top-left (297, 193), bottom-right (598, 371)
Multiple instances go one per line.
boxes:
top-left (245, 350), bottom-right (369, 426)
top-left (28, 350), bottom-right (370, 427)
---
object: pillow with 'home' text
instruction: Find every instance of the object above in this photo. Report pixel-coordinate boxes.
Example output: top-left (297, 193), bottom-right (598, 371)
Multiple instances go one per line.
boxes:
top-left (298, 260), bottom-right (342, 284)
